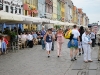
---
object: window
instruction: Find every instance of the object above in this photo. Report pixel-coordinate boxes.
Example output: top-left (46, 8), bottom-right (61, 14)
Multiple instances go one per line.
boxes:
top-left (5, 6), bottom-right (9, 12)
top-left (11, 7), bottom-right (13, 13)
top-left (19, 9), bottom-right (21, 14)
top-left (49, 6), bottom-right (53, 14)
top-left (46, 3), bottom-right (48, 13)
top-left (15, 7), bottom-right (17, 14)
top-left (25, 10), bottom-right (27, 15)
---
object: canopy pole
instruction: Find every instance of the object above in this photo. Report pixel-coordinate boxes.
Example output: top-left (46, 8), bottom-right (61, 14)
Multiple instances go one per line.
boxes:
top-left (16, 23), bottom-right (19, 50)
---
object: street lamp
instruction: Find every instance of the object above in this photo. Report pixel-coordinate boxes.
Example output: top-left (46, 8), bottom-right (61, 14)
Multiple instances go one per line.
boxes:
top-left (97, 21), bottom-right (99, 25)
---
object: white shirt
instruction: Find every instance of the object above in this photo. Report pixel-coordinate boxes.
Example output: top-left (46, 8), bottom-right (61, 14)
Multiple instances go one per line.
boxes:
top-left (72, 29), bottom-right (80, 39)
top-left (82, 33), bottom-right (92, 45)
top-left (90, 32), bottom-right (95, 39)
top-left (21, 34), bottom-right (27, 41)
top-left (27, 34), bottom-right (33, 41)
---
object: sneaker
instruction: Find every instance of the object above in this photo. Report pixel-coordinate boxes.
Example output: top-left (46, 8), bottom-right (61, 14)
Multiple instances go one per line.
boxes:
top-left (71, 59), bottom-right (74, 61)
top-left (88, 60), bottom-right (93, 62)
top-left (79, 53), bottom-right (81, 56)
top-left (98, 59), bottom-right (100, 61)
top-left (74, 57), bottom-right (77, 60)
top-left (57, 56), bottom-right (60, 58)
top-left (48, 56), bottom-right (50, 58)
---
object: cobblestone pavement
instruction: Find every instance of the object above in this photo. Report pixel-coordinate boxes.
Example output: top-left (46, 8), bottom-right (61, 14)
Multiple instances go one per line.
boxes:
top-left (0, 40), bottom-right (100, 75)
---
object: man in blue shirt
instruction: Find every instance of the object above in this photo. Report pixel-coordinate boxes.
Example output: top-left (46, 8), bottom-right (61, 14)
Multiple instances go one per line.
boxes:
top-left (41, 27), bottom-right (46, 50)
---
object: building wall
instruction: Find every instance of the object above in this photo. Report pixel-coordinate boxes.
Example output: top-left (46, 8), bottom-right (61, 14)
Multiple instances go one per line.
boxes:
top-left (61, 0), bottom-right (65, 22)
top-left (38, 0), bottom-right (45, 30)
top-left (45, 0), bottom-right (53, 19)
top-left (72, 6), bottom-right (78, 24)
top-left (65, 0), bottom-right (68, 22)
top-left (2, 0), bottom-right (23, 30)
top-left (67, 0), bottom-right (73, 23)
top-left (57, 0), bottom-right (61, 21)
top-left (52, 0), bottom-right (57, 20)
top-left (23, 0), bottom-right (38, 30)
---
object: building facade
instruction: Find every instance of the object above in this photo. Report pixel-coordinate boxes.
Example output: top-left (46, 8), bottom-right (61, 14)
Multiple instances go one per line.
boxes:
top-left (78, 8), bottom-right (83, 25)
top-left (67, 0), bottom-right (73, 23)
top-left (61, 0), bottom-right (65, 22)
top-left (22, 0), bottom-right (38, 30)
top-left (0, 0), bottom-right (23, 30)
top-left (45, 0), bottom-right (53, 19)
top-left (52, 0), bottom-right (57, 20)
top-left (72, 6), bottom-right (78, 24)
top-left (57, 0), bottom-right (61, 21)
top-left (38, 0), bottom-right (45, 30)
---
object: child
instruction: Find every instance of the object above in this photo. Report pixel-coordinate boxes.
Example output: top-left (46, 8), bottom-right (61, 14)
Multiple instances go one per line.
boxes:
top-left (1, 36), bottom-right (8, 54)
top-left (44, 29), bottom-right (54, 58)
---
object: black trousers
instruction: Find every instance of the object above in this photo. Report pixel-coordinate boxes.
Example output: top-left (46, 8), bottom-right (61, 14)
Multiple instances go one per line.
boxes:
top-left (91, 39), bottom-right (95, 47)
top-left (28, 40), bottom-right (33, 48)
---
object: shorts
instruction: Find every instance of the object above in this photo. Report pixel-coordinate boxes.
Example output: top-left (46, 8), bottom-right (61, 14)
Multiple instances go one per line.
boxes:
top-left (68, 39), bottom-right (78, 48)
top-left (46, 42), bottom-right (52, 51)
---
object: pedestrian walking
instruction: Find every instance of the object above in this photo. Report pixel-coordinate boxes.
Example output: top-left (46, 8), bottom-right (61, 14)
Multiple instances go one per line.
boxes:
top-left (90, 31), bottom-right (96, 49)
top-left (68, 25), bottom-right (80, 61)
top-left (41, 27), bottom-right (46, 50)
top-left (44, 29), bottom-right (54, 58)
top-left (78, 26), bottom-right (84, 55)
top-left (56, 29), bottom-right (64, 57)
top-left (51, 28), bottom-right (56, 51)
top-left (82, 28), bottom-right (93, 63)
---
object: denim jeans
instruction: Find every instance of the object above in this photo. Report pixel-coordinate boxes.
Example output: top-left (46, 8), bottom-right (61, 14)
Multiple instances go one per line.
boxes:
top-left (41, 39), bottom-right (45, 49)
top-left (51, 41), bottom-right (54, 50)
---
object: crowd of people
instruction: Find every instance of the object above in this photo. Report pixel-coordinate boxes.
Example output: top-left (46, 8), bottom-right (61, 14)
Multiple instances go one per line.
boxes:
top-left (0, 25), bottom-right (100, 63)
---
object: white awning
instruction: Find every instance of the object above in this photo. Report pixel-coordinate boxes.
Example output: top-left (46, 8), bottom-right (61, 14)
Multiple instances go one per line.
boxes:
top-left (41, 18), bottom-right (50, 24)
top-left (0, 11), bottom-right (23, 23)
top-left (19, 15), bottom-right (42, 24)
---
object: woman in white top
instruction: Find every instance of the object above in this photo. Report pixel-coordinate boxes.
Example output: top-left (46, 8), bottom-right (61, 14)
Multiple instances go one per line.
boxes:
top-left (82, 28), bottom-right (93, 63)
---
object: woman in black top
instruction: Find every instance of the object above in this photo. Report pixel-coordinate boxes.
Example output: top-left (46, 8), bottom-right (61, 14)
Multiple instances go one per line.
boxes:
top-left (79, 26), bottom-right (84, 55)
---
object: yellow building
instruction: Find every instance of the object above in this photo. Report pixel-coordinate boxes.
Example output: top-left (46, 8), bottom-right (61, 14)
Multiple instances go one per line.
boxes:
top-left (22, 0), bottom-right (38, 30)
top-left (53, 0), bottom-right (57, 20)
top-left (61, 0), bottom-right (65, 22)
top-left (72, 6), bottom-right (78, 24)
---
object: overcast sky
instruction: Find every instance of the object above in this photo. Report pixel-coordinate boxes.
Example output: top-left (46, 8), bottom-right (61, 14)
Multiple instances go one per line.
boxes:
top-left (71, 0), bottom-right (100, 24)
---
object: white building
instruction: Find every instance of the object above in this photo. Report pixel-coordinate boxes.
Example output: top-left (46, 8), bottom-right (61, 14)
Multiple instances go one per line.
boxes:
top-left (3, 0), bottom-right (23, 15)
top-left (0, 0), bottom-right (23, 31)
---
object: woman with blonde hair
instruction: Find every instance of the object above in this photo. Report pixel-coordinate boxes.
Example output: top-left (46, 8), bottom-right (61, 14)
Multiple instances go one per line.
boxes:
top-left (56, 29), bottom-right (64, 57)
top-left (82, 28), bottom-right (93, 63)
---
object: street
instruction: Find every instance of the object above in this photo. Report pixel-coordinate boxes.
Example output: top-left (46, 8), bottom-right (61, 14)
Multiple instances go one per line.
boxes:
top-left (0, 40), bottom-right (100, 75)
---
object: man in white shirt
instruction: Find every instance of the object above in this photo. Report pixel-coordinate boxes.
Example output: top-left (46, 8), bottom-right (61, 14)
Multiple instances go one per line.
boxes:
top-left (70, 25), bottom-right (80, 61)
top-left (27, 32), bottom-right (33, 48)
top-left (20, 32), bottom-right (27, 48)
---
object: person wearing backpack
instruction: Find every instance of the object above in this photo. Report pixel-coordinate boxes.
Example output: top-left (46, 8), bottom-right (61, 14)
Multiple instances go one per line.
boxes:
top-left (68, 25), bottom-right (80, 61)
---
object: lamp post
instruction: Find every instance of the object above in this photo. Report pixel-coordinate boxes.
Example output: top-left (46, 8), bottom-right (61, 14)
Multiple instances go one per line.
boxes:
top-left (97, 21), bottom-right (99, 25)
